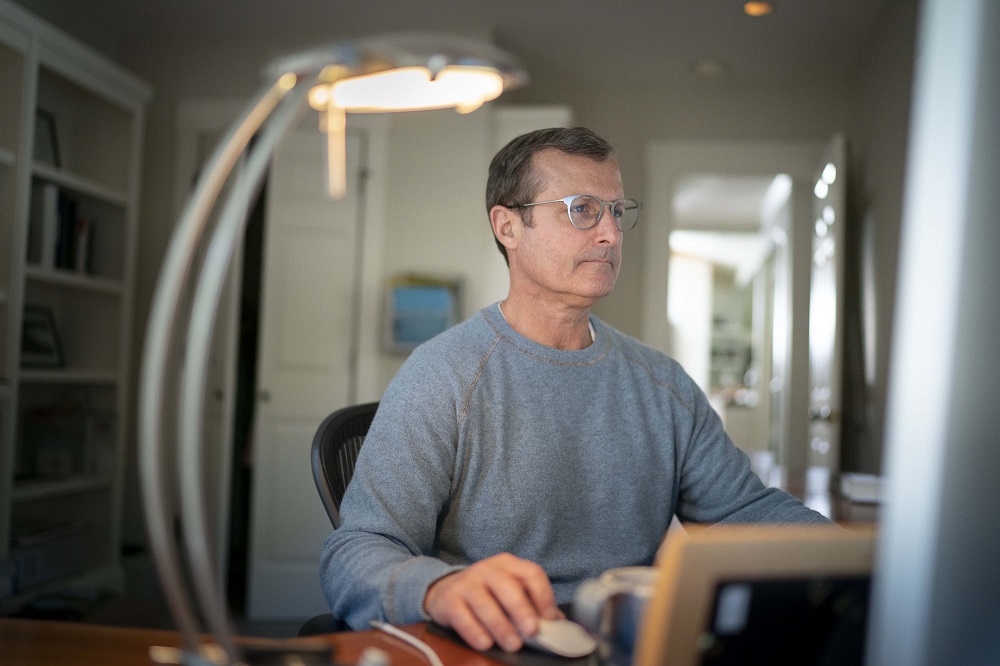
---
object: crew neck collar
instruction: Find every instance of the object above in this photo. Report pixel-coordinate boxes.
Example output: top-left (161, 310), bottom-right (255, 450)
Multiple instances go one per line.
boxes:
top-left (497, 301), bottom-right (596, 346)
top-left (488, 303), bottom-right (609, 364)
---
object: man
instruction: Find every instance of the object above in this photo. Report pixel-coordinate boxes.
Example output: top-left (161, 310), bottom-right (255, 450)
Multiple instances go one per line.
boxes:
top-left (320, 127), bottom-right (827, 653)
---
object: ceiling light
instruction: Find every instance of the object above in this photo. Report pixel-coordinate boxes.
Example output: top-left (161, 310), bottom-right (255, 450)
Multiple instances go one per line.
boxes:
top-left (744, 2), bottom-right (775, 17)
top-left (327, 65), bottom-right (504, 113)
top-left (821, 162), bottom-right (837, 184)
top-left (693, 59), bottom-right (726, 79)
top-left (823, 204), bottom-right (835, 224)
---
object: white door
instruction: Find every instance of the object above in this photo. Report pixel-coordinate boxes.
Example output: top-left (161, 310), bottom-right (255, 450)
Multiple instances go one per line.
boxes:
top-left (807, 135), bottom-right (847, 475)
top-left (173, 109), bottom-right (244, 582)
top-left (246, 121), bottom-right (367, 620)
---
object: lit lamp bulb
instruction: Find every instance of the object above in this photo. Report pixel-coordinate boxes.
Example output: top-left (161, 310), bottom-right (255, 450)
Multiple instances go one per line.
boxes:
top-left (324, 104), bottom-right (347, 199)
top-left (331, 65), bottom-right (504, 112)
top-left (308, 64), bottom-right (505, 198)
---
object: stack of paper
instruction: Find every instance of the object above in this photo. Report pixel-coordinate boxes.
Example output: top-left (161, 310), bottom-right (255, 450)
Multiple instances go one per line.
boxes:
top-left (840, 472), bottom-right (885, 504)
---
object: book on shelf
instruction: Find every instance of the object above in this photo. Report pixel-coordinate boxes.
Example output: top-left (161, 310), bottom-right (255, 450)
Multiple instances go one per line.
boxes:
top-left (28, 182), bottom-right (59, 269)
top-left (55, 191), bottom-right (76, 270)
top-left (74, 216), bottom-right (92, 274)
top-left (29, 183), bottom-right (95, 274)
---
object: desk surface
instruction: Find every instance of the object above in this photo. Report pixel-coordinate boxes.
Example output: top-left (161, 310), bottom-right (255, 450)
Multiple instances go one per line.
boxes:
top-left (0, 618), bottom-right (520, 666)
top-left (0, 617), bottom-right (593, 666)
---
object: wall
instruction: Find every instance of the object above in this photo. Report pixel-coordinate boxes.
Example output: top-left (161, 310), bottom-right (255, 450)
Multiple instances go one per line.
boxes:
top-left (373, 108), bottom-right (509, 391)
top-left (841, 0), bottom-right (919, 473)
top-left (667, 253), bottom-right (713, 390)
top-left (371, 104), bottom-right (572, 392)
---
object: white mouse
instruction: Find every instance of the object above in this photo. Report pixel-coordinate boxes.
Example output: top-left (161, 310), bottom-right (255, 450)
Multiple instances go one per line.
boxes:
top-left (522, 618), bottom-right (598, 658)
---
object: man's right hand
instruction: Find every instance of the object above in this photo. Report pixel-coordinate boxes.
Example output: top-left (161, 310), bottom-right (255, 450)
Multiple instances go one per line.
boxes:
top-left (423, 552), bottom-right (563, 653)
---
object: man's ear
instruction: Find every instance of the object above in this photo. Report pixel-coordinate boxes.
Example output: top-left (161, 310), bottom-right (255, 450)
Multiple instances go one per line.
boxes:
top-left (490, 205), bottom-right (518, 255)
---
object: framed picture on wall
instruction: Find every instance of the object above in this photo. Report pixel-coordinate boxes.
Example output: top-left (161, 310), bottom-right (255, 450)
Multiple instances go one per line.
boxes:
top-left (383, 275), bottom-right (461, 354)
top-left (21, 305), bottom-right (64, 368)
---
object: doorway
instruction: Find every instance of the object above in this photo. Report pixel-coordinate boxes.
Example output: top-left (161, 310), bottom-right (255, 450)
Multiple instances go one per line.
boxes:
top-left (642, 140), bottom-right (823, 483)
top-left (667, 173), bottom-right (789, 479)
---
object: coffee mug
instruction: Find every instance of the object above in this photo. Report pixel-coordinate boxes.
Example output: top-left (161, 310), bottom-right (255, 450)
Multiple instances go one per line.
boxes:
top-left (573, 566), bottom-right (659, 665)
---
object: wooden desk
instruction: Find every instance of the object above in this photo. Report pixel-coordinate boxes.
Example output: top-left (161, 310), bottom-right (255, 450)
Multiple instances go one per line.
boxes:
top-left (800, 486), bottom-right (881, 525)
top-left (0, 618), bottom-right (509, 666)
top-left (772, 466), bottom-right (881, 525)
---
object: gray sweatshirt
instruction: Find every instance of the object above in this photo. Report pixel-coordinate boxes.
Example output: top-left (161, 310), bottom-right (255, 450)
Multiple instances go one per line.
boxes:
top-left (320, 303), bottom-right (827, 628)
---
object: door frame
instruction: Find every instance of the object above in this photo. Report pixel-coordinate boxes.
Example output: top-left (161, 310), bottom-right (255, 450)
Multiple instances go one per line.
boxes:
top-left (642, 141), bottom-right (823, 480)
top-left (173, 99), bottom-right (391, 583)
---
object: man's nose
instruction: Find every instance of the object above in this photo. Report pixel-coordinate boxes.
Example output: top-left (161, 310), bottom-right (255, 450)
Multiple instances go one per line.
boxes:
top-left (593, 205), bottom-right (621, 242)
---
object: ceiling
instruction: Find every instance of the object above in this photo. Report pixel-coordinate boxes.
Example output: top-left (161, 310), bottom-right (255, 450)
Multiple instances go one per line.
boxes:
top-left (23, 0), bottom-right (891, 88)
top-left (670, 173), bottom-right (781, 275)
top-left (673, 174), bottom-right (781, 232)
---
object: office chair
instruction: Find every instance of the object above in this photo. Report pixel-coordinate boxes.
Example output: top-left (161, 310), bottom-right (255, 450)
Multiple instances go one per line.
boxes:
top-left (300, 401), bottom-right (378, 637)
top-left (311, 401), bottom-right (380, 528)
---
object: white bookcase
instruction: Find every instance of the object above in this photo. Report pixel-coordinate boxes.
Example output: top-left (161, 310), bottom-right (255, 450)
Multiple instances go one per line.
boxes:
top-left (0, 1), bottom-right (150, 608)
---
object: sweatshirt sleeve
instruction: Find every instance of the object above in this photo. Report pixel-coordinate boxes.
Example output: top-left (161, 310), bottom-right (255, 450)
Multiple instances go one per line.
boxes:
top-left (673, 373), bottom-right (830, 525)
top-left (319, 351), bottom-right (465, 628)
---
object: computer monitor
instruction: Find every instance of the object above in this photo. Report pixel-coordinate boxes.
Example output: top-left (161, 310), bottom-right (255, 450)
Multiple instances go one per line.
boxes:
top-left (635, 524), bottom-right (876, 665)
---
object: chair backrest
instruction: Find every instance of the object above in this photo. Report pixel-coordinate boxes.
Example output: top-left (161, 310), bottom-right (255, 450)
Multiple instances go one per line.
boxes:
top-left (311, 401), bottom-right (379, 528)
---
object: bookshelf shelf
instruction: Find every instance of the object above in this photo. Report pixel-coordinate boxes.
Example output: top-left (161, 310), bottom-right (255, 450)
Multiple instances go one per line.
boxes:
top-left (24, 265), bottom-right (123, 295)
top-left (0, 564), bottom-right (120, 615)
top-left (31, 161), bottom-right (128, 206)
top-left (17, 368), bottom-right (118, 385)
top-left (12, 475), bottom-right (112, 502)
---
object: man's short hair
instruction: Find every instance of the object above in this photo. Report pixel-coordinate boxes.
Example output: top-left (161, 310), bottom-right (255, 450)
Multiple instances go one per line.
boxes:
top-left (486, 127), bottom-right (616, 264)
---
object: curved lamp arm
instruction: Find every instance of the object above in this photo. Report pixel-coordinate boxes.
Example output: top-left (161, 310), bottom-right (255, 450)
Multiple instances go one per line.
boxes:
top-left (138, 78), bottom-right (295, 659)
top-left (179, 80), bottom-right (313, 664)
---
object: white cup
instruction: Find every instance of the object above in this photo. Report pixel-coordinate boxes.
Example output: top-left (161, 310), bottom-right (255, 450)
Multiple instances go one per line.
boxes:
top-left (573, 566), bottom-right (658, 665)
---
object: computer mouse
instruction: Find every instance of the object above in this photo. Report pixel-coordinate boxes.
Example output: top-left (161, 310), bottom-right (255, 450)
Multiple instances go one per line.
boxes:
top-left (522, 618), bottom-right (598, 658)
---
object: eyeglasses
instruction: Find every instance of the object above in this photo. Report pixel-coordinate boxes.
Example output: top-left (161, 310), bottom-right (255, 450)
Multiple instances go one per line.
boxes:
top-left (512, 194), bottom-right (640, 232)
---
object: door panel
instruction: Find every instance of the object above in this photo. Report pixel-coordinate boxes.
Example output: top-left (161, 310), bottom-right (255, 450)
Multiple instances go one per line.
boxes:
top-left (246, 123), bottom-right (365, 620)
top-left (258, 418), bottom-right (329, 561)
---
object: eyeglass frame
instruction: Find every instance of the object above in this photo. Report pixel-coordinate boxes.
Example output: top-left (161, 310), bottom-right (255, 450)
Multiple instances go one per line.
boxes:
top-left (509, 194), bottom-right (640, 231)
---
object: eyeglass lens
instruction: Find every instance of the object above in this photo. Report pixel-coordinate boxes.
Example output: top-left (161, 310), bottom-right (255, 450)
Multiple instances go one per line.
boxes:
top-left (569, 196), bottom-right (639, 231)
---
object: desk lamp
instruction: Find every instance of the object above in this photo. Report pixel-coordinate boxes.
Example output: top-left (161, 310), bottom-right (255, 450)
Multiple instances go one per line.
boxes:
top-left (139, 34), bottom-right (527, 665)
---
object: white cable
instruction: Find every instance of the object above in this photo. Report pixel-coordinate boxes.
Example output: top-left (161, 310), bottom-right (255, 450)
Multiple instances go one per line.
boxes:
top-left (370, 621), bottom-right (446, 666)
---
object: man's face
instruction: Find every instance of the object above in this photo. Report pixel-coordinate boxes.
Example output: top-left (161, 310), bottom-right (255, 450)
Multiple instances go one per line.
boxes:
top-left (508, 149), bottom-right (624, 307)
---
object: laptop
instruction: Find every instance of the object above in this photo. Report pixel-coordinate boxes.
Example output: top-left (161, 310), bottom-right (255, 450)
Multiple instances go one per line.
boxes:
top-left (635, 524), bottom-right (877, 665)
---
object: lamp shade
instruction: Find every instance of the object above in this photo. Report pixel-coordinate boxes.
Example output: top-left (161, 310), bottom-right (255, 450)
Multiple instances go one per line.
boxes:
top-left (275, 33), bottom-right (529, 196)
top-left (278, 32), bottom-right (527, 113)
top-left (269, 32), bottom-right (528, 90)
